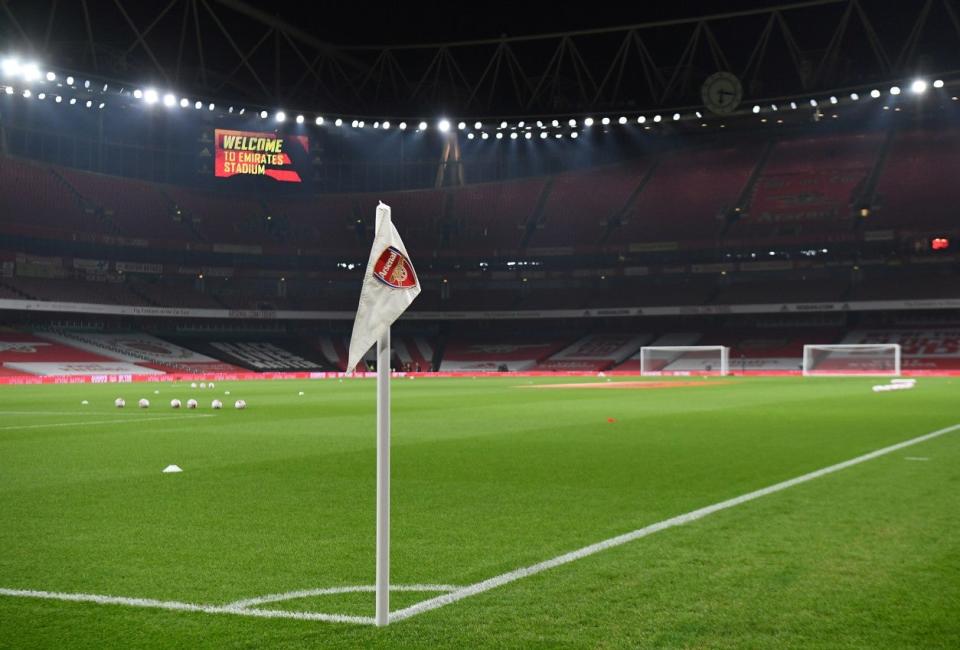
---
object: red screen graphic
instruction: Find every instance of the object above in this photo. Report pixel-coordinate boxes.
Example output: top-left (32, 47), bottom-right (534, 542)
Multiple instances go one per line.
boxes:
top-left (931, 237), bottom-right (950, 251)
top-left (214, 129), bottom-right (308, 183)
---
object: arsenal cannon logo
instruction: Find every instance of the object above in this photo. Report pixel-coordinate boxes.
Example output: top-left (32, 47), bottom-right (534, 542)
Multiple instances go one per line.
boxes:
top-left (372, 246), bottom-right (418, 289)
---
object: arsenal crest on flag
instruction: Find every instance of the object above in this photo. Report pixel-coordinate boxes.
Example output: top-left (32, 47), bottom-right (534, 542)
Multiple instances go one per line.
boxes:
top-left (347, 203), bottom-right (421, 372)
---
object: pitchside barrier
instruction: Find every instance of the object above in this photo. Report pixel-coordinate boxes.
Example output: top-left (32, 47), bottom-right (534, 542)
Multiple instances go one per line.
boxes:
top-left (1, 365), bottom-right (956, 385)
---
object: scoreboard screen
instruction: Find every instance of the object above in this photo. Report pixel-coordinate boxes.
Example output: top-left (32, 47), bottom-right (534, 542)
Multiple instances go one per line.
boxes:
top-left (214, 129), bottom-right (308, 183)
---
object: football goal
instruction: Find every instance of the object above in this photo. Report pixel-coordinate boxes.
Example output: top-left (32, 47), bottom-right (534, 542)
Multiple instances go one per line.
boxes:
top-left (802, 344), bottom-right (901, 376)
top-left (639, 346), bottom-right (730, 376)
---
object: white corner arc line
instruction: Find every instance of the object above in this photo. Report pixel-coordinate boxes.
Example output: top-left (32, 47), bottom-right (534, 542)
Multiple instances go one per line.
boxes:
top-left (389, 422), bottom-right (960, 623)
top-left (0, 414), bottom-right (216, 431)
top-left (226, 584), bottom-right (460, 610)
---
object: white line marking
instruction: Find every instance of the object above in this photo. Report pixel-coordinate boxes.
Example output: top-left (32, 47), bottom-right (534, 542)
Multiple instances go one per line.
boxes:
top-left (389, 422), bottom-right (960, 623)
top-left (0, 588), bottom-right (372, 625)
top-left (904, 456), bottom-right (930, 461)
top-left (226, 584), bottom-right (459, 610)
top-left (0, 414), bottom-right (215, 431)
top-left (1, 423), bottom-right (957, 626)
top-left (0, 411), bottom-right (113, 416)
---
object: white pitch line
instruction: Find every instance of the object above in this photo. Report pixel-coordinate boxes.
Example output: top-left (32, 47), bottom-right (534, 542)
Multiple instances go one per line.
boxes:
top-left (0, 411), bottom-right (114, 416)
top-left (226, 584), bottom-right (459, 610)
top-left (0, 587), bottom-right (374, 625)
top-left (390, 422), bottom-right (960, 623)
top-left (0, 414), bottom-right (215, 431)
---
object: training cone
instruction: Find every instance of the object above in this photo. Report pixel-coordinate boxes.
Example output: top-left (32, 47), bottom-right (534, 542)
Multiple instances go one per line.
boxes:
top-left (162, 465), bottom-right (183, 473)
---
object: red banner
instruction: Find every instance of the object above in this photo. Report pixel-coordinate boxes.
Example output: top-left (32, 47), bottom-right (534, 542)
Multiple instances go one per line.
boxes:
top-left (214, 129), bottom-right (308, 183)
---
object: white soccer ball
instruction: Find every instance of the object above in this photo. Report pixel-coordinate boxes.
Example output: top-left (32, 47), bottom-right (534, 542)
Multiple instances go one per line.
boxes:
top-left (115, 398), bottom-right (125, 408)
top-left (170, 399), bottom-right (182, 409)
top-left (200, 382), bottom-right (207, 389)
top-left (139, 398), bottom-right (150, 408)
top-left (208, 382), bottom-right (215, 389)
top-left (190, 382), bottom-right (197, 389)
top-left (234, 399), bottom-right (246, 410)
top-left (187, 399), bottom-right (198, 410)
top-left (211, 399), bottom-right (223, 410)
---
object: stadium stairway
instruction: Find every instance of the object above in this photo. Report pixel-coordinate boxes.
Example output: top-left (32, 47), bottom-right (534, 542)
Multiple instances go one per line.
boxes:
top-left (520, 178), bottom-right (555, 249)
top-left (600, 156), bottom-right (661, 244)
top-left (719, 139), bottom-right (774, 238)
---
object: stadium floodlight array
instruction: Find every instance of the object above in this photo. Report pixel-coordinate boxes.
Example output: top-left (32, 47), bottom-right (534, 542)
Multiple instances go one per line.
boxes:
top-left (0, 50), bottom-right (955, 138)
top-left (802, 344), bottom-right (901, 377)
top-left (639, 346), bottom-right (730, 376)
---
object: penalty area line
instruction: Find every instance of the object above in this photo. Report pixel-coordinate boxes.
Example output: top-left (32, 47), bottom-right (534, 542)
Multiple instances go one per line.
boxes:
top-left (389, 422), bottom-right (960, 623)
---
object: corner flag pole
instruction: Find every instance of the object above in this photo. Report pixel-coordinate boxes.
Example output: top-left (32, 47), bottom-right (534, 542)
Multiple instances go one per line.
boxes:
top-left (375, 238), bottom-right (391, 627)
top-left (347, 201), bottom-right (418, 627)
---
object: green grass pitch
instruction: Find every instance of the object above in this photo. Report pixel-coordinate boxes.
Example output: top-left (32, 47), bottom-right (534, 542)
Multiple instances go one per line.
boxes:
top-left (1, 375), bottom-right (958, 648)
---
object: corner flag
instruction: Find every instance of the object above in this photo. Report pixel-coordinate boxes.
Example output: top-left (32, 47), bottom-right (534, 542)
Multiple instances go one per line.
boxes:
top-left (347, 202), bottom-right (421, 372)
top-left (346, 201), bottom-right (420, 627)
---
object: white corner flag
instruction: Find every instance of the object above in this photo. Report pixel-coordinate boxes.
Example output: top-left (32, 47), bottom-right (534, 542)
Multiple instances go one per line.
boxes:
top-left (347, 202), bottom-right (421, 372)
top-left (346, 201), bottom-right (420, 627)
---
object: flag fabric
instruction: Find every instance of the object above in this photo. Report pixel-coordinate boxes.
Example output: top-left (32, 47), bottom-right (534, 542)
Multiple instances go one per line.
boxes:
top-left (347, 202), bottom-right (421, 371)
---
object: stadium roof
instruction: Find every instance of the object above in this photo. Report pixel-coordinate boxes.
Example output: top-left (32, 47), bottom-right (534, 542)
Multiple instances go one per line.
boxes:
top-left (2, 0), bottom-right (960, 119)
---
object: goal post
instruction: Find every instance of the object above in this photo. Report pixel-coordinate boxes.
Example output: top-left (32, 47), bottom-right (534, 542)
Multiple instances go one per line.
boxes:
top-left (802, 344), bottom-right (901, 377)
top-left (639, 346), bottom-right (730, 376)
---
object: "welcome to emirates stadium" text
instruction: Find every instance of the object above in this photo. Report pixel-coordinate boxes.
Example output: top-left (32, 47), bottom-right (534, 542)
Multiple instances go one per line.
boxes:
top-left (219, 134), bottom-right (286, 174)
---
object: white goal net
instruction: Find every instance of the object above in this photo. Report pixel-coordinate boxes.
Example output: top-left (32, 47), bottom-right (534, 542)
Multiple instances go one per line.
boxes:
top-left (639, 346), bottom-right (730, 376)
top-left (802, 344), bottom-right (901, 376)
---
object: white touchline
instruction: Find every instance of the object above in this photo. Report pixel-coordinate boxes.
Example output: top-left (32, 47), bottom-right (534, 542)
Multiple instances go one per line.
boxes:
top-left (0, 414), bottom-right (216, 431)
top-left (388, 422), bottom-right (960, 623)
top-left (0, 587), bottom-right (374, 625)
top-left (1, 423), bottom-right (957, 626)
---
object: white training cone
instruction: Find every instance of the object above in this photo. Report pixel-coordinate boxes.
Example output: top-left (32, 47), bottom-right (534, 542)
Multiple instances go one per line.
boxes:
top-left (162, 465), bottom-right (183, 473)
top-left (81, 400), bottom-right (89, 405)
top-left (298, 391), bottom-right (305, 396)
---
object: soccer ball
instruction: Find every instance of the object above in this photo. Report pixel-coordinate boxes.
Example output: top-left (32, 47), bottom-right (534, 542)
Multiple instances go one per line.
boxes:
top-left (138, 398), bottom-right (150, 409)
top-left (211, 399), bottom-right (223, 410)
top-left (186, 399), bottom-right (198, 409)
top-left (114, 398), bottom-right (125, 408)
top-left (199, 382), bottom-right (207, 389)
top-left (190, 382), bottom-right (197, 389)
top-left (234, 399), bottom-right (246, 410)
top-left (208, 382), bottom-right (215, 389)
top-left (170, 399), bottom-right (182, 409)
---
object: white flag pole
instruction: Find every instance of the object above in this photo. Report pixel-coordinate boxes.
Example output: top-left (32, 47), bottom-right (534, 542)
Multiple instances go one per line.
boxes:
top-left (374, 227), bottom-right (391, 627)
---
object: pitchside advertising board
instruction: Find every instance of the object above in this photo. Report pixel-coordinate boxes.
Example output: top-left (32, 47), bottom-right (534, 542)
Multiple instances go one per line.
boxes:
top-left (214, 129), bottom-right (308, 183)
